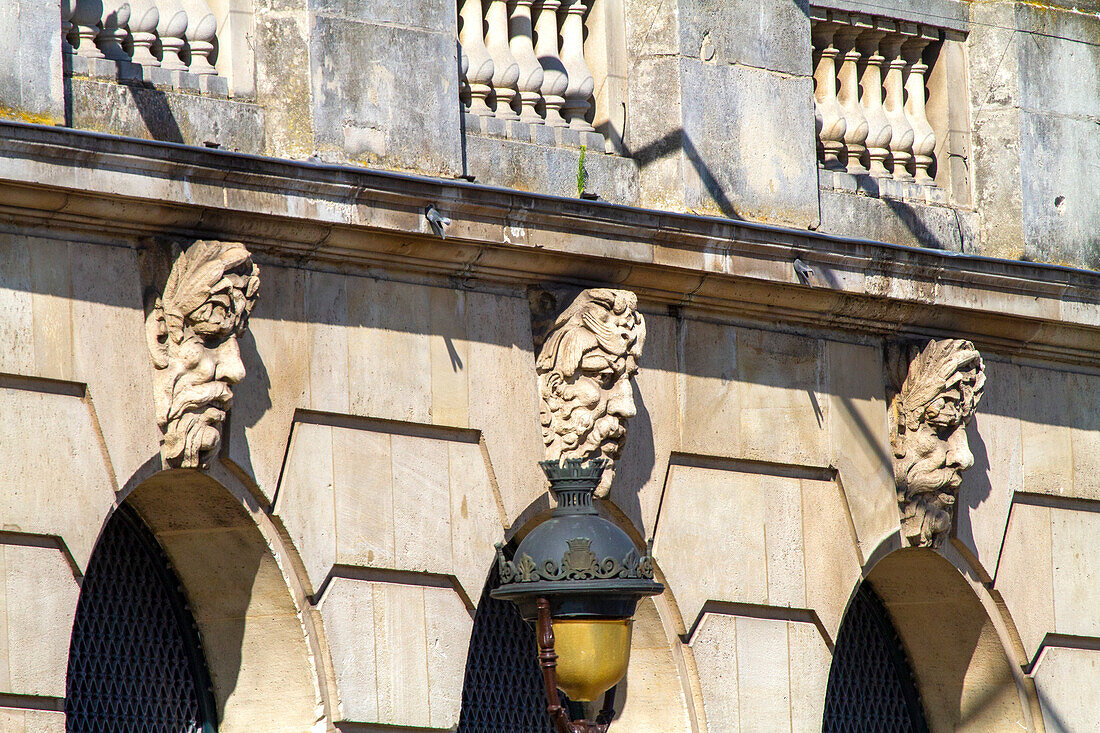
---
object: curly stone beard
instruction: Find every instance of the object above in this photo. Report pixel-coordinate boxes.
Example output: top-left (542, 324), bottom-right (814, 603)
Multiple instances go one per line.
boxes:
top-left (894, 424), bottom-right (962, 548)
top-left (540, 376), bottom-right (625, 498)
top-left (159, 378), bottom-right (234, 469)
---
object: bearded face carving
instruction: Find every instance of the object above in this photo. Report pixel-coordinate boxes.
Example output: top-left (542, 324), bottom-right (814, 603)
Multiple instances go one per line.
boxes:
top-left (537, 289), bottom-right (645, 498)
top-left (146, 241), bottom-right (260, 469)
top-left (889, 339), bottom-right (985, 548)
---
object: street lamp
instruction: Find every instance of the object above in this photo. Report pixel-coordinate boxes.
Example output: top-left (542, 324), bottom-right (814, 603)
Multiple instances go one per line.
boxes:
top-left (492, 458), bottom-right (663, 733)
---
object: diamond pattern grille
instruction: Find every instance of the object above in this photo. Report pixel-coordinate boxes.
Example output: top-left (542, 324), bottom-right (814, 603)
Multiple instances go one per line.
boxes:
top-left (457, 561), bottom-right (559, 733)
top-left (66, 505), bottom-right (217, 733)
top-left (822, 583), bottom-right (929, 733)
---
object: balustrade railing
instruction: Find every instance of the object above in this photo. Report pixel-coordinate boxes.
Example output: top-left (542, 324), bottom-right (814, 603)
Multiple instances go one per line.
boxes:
top-left (812, 9), bottom-right (947, 189)
top-left (62, 0), bottom-right (227, 95)
top-left (458, 0), bottom-right (603, 147)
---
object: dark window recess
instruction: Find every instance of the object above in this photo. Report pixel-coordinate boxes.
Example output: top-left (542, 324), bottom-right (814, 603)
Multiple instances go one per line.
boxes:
top-left (457, 554), bottom-right (566, 732)
top-left (66, 504), bottom-right (218, 733)
top-left (822, 583), bottom-right (929, 733)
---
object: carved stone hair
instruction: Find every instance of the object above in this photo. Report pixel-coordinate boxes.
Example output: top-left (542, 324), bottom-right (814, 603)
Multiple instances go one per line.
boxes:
top-left (159, 241), bottom-right (259, 339)
top-left (890, 338), bottom-right (985, 437)
top-left (536, 289), bottom-right (645, 380)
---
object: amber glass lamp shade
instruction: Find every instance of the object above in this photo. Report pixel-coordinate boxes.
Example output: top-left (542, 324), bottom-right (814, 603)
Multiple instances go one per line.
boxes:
top-left (552, 617), bottom-right (633, 702)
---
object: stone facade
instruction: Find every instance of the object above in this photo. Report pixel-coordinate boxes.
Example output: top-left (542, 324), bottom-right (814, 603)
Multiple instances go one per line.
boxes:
top-left (0, 1), bottom-right (1098, 732)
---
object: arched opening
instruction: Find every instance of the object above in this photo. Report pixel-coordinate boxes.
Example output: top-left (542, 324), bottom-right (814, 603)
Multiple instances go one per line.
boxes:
top-left (110, 468), bottom-right (325, 733)
top-left (67, 504), bottom-right (218, 733)
top-left (822, 582), bottom-right (928, 732)
top-left (825, 548), bottom-right (1031, 732)
top-left (456, 547), bottom-right (559, 732)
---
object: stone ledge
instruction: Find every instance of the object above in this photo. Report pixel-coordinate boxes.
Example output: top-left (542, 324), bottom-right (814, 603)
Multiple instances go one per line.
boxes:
top-left (819, 168), bottom-right (949, 206)
top-left (68, 54), bottom-right (230, 98)
top-left (819, 187), bottom-right (977, 253)
top-left (0, 120), bottom-right (1098, 365)
top-left (809, 0), bottom-right (968, 33)
top-left (464, 134), bottom-right (638, 206)
top-left (464, 112), bottom-right (607, 152)
top-left (69, 78), bottom-right (264, 155)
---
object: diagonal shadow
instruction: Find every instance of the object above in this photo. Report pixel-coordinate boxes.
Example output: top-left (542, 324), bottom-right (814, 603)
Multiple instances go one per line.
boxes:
top-left (621, 128), bottom-right (743, 220)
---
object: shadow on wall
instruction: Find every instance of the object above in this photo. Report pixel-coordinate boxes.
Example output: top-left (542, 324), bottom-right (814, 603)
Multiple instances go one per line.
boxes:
top-left (861, 548), bottom-right (1035, 731)
top-left (124, 82), bottom-right (186, 144)
top-left (954, 414), bottom-right (992, 555)
top-left (614, 383), bottom-right (655, 536)
top-left (122, 469), bottom-right (320, 732)
top-left (881, 192), bottom-right (969, 252)
top-left (622, 127), bottom-right (744, 221)
top-left (225, 328), bottom-right (273, 486)
top-left (62, 61), bottom-right (187, 144)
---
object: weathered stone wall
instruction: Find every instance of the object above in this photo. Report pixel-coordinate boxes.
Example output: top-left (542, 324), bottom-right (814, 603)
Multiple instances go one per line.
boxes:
top-left (0, 222), bottom-right (1096, 729)
top-left (2, 1), bottom-right (1097, 266)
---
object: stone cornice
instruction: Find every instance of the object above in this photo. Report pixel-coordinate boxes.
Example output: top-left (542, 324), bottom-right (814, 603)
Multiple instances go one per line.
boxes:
top-left (809, 0), bottom-right (969, 33)
top-left (0, 121), bottom-right (1098, 364)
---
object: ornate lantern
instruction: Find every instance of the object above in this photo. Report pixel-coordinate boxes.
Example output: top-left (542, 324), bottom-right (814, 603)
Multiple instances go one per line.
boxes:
top-left (492, 458), bottom-right (663, 732)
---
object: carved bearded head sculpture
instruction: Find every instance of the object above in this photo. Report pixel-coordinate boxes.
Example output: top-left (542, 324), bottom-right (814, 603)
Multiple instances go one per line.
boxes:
top-left (890, 339), bottom-right (985, 548)
top-left (146, 241), bottom-right (260, 469)
top-left (537, 289), bottom-right (645, 498)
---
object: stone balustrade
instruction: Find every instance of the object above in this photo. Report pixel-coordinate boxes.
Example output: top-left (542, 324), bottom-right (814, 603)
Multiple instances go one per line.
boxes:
top-left (63, 0), bottom-right (228, 96)
top-left (458, 0), bottom-right (605, 149)
top-left (812, 9), bottom-right (946, 189)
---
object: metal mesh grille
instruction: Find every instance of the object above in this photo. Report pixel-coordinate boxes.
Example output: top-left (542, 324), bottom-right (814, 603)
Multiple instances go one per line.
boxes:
top-left (822, 583), bottom-right (929, 733)
top-left (457, 561), bottom-right (558, 733)
top-left (66, 505), bottom-right (217, 733)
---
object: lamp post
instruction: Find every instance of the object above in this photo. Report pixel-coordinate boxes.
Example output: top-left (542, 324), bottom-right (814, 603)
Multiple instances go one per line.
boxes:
top-left (492, 458), bottom-right (663, 732)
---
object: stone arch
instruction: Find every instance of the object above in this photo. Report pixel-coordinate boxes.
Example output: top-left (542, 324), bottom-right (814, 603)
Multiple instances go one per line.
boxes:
top-left (67, 503), bottom-right (220, 732)
top-left (846, 546), bottom-right (1042, 732)
top-left (609, 585), bottom-right (698, 733)
top-left (116, 465), bottom-right (328, 733)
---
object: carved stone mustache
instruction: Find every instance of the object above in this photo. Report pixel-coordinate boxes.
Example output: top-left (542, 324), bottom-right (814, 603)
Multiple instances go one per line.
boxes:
top-left (592, 415), bottom-right (625, 444)
top-left (905, 464), bottom-right (962, 495)
top-left (167, 381), bottom-right (234, 422)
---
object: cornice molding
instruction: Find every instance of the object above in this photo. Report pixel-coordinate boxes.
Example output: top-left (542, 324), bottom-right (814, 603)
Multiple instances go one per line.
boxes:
top-left (0, 121), bottom-right (1098, 364)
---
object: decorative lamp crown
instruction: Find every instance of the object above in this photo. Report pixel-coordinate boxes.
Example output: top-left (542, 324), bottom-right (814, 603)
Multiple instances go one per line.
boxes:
top-left (543, 457), bottom-right (605, 513)
top-left (491, 458), bottom-right (662, 621)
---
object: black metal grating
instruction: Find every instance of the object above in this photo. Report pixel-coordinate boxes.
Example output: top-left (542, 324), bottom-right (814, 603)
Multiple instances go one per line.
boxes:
top-left (822, 583), bottom-right (929, 733)
top-left (457, 559), bottom-right (559, 733)
top-left (66, 505), bottom-right (217, 733)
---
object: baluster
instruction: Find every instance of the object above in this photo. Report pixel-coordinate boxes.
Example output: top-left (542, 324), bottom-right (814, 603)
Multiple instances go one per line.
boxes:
top-left (128, 0), bottom-right (160, 67)
top-left (97, 0), bottom-right (131, 61)
top-left (157, 0), bottom-right (190, 71)
top-left (509, 0), bottom-right (545, 123)
top-left (558, 0), bottom-right (593, 131)
top-left (61, 0), bottom-right (76, 55)
top-left (834, 21), bottom-right (869, 175)
top-left (458, 0), bottom-right (495, 116)
top-left (881, 33), bottom-right (914, 181)
top-left (858, 25), bottom-right (891, 177)
top-left (812, 21), bottom-right (846, 170)
top-left (485, 0), bottom-right (520, 119)
top-left (534, 0), bottom-right (568, 127)
top-left (903, 30), bottom-right (938, 183)
top-left (181, 0), bottom-right (218, 74)
top-left (71, 0), bottom-right (106, 59)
